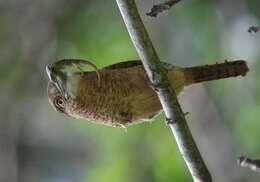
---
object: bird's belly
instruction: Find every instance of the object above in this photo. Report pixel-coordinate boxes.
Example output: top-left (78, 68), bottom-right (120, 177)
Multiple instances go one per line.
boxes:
top-left (69, 90), bottom-right (162, 127)
top-left (69, 95), bottom-right (135, 127)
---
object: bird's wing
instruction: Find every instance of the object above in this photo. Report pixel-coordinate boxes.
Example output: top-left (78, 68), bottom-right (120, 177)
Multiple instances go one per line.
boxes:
top-left (102, 60), bottom-right (142, 70)
top-left (102, 60), bottom-right (176, 71)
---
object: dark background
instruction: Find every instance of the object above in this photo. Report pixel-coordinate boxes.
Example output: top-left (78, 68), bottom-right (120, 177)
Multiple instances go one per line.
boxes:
top-left (0, 0), bottom-right (260, 181)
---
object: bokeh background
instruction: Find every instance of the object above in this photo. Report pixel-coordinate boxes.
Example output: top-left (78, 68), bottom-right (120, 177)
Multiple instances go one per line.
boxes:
top-left (1, 0), bottom-right (260, 181)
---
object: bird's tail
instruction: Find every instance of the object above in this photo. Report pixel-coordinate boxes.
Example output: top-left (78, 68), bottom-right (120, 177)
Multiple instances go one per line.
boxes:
top-left (183, 60), bottom-right (249, 86)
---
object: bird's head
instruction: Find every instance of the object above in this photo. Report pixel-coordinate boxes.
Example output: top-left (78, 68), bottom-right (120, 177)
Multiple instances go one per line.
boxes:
top-left (46, 59), bottom-right (100, 117)
top-left (46, 65), bottom-right (71, 115)
top-left (47, 80), bottom-right (67, 114)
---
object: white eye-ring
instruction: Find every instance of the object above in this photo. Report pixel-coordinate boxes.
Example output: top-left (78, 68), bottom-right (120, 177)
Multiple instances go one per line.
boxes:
top-left (54, 96), bottom-right (65, 109)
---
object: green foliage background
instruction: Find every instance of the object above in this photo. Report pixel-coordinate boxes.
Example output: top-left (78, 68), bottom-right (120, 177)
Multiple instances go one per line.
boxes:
top-left (0, 0), bottom-right (260, 182)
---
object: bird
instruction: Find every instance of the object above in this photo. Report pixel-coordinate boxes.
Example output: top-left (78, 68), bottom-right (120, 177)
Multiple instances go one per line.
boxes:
top-left (46, 59), bottom-right (249, 128)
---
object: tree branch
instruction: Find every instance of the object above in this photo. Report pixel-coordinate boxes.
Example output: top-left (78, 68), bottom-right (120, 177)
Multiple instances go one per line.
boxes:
top-left (248, 26), bottom-right (260, 33)
top-left (238, 156), bottom-right (260, 172)
top-left (116, 0), bottom-right (212, 181)
top-left (146, 0), bottom-right (181, 17)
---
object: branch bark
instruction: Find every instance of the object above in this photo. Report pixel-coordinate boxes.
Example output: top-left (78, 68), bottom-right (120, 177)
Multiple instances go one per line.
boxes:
top-left (116, 0), bottom-right (212, 181)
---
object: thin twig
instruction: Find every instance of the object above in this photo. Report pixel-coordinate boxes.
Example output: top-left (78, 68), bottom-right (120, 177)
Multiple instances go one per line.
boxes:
top-left (238, 156), bottom-right (260, 172)
top-left (146, 0), bottom-right (181, 17)
top-left (248, 26), bottom-right (260, 33)
top-left (116, 0), bottom-right (212, 181)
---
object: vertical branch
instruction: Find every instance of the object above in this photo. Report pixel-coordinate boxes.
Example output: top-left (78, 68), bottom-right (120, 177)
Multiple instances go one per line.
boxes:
top-left (116, 0), bottom-right (212, 181)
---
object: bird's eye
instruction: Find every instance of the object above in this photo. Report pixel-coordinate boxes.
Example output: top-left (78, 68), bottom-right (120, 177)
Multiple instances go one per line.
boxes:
top-left (54, 96), bottom-right (65, 109)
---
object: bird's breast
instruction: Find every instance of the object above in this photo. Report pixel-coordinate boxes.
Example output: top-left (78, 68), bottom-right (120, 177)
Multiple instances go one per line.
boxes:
top-left (67, 69), bottom-right (144, 127)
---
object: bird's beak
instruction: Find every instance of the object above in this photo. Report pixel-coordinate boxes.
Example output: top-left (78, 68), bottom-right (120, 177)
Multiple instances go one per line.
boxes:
top-left (46, 65), bottom-right (59, 83)
top-left (46, 65), bottom-right (53, 81)
top-left (46, 65), bottom-right (67, 98)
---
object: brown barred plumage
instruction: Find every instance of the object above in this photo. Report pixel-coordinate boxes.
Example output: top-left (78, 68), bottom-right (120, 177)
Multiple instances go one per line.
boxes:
top-left (47, 59), bottom-right (249, 127)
